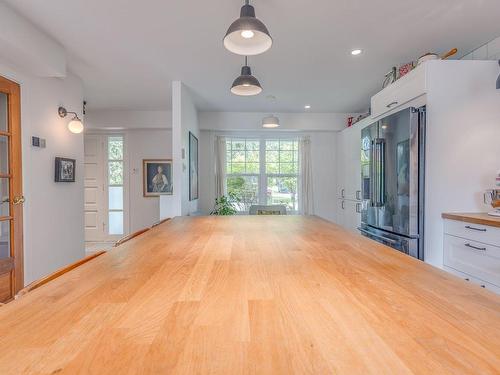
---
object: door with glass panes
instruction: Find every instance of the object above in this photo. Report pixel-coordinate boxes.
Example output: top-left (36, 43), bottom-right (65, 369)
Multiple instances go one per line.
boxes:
top-left (0, 76), bottom-right (23, 302)
top-left (84, 134), bottom-right (126, 242)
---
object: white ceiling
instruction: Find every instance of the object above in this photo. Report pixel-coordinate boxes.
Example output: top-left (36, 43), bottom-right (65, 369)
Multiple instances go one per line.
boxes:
top-left (5, 0), bottom-right (500, 112)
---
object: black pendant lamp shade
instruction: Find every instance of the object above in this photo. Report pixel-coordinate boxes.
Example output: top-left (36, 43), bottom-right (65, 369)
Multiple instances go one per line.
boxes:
top-left (231, 58), bottom-right (262, 96)
top-left (224, 0), bottom-right (272, 56)
top-left (497, 60), bottom-right (500, 89)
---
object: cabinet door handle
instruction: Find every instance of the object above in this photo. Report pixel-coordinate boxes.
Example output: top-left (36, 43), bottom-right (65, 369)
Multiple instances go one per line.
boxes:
top-left (341, 189), bottom-right (345, 198)
top-left (386, 101), bottom-right (398, 108)
top-left (341, 201), bottom-right (345, 210)
top-left (355, 190), bottom-right (361, 200)
top-left (355, 203), bottom-right (361, 213)
top-left (465, 225), bottom-right (486, 232)
top-left (464, 243), bottom-right (486, 251)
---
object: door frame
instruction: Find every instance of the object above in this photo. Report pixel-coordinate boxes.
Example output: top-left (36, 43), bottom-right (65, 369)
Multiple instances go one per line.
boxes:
top-left (84, 131), bottom-right (129, 244)
top-left (0, 75), bottom-right (23, 298)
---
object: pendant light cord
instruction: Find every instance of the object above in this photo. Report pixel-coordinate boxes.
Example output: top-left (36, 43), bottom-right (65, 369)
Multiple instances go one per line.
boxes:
top-left (245, 0), bottom-right (249, 5)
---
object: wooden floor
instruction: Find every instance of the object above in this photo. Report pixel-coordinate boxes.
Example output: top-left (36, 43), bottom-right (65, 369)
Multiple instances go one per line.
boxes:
top-left (0, 216), bottom-right (499, 374)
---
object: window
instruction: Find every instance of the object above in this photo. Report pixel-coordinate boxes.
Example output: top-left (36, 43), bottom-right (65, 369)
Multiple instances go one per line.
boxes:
top-left (226, 138), bottom-right (299, 213)
top-left (226, 139), bottom-right (260, 212)
top-left (107, 136), bottom-right (124, 235)
top-left (265, 140), bottom-right (299, 211)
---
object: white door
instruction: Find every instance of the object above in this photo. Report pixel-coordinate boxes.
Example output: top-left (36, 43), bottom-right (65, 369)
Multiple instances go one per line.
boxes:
top-left (84, 135), bottom-right (105, 242)
top-left (84, 134), bottom-right (127, 243)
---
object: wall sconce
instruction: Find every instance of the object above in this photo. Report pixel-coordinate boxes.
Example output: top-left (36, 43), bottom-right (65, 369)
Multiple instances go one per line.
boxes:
top-left (58, 106), bottom-right (84, 134)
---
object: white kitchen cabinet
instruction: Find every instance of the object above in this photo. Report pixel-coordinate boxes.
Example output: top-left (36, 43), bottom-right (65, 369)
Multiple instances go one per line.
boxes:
top-left (371, 63), bottom-right (426, 119)
top-left (337, 199), bottom-right (362, 232)
top-left (443, 218), bottom-right (500, 295)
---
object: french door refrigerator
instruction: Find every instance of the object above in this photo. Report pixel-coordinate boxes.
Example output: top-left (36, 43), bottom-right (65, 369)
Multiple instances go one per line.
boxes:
top-left (359, 106), bottom-right (425, 260)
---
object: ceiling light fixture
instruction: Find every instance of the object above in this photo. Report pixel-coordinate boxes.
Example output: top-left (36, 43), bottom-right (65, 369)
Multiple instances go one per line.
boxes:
top-left (231, 56), bottom-right (262, 96)
top-left (351, 49), bottom-right (362, 56)
top-left (224, 0), bottom-right (272, 56)
top-left (262, 115), bottom-right (280, 128)
top-left (304, 105), bottom-right (311, 109)
top-left (58, 106), bottom-right (84, 134)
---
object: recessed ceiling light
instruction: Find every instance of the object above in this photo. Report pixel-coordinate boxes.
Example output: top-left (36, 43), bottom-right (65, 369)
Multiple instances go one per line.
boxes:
top-left (351, 49), bottom-right (362, 56)
top-left (304, 105), bottom-right (311, 109)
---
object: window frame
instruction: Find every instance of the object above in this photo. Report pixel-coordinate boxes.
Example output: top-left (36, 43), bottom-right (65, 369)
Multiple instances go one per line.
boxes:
top-left (225, 137), bottom-right (300, 214)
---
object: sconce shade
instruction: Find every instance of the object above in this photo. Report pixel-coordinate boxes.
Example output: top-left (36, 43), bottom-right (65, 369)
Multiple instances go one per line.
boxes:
top-left (68, 119), bottom-right (84, 134)
top-left (224, 3), bottom-right (272, 56)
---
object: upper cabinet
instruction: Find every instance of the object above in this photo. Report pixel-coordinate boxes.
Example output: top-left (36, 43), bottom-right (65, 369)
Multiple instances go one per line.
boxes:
top-left (371, 64), bottom-right (427, 119)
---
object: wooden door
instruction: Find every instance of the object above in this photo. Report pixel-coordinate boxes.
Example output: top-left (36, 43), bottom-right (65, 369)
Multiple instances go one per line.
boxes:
top-left (0, 76), bottom-right (23, 302)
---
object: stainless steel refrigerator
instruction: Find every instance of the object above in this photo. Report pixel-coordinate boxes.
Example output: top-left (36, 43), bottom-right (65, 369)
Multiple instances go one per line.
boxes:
top-left (359, 106), bottom-right (426, 260)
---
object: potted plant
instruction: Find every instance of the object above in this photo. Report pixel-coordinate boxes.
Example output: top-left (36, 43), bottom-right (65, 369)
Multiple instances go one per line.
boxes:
top-left (211, 192), bottom-right (239, 215)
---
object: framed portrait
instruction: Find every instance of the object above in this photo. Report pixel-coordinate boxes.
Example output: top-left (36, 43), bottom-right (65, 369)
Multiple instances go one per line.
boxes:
top-left (54, 157), bottom-right (76, 182)
top-left (189, 132), bottom-right (198, 201)
top-left (143, 159), bottom-right (173, 197)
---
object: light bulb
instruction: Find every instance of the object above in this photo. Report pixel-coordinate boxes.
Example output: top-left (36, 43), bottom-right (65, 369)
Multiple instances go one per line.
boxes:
top-left (241, 30), bottom-right (254, 39)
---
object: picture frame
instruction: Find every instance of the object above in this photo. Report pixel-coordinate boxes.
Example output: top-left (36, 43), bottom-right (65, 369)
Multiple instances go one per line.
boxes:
top-left (54, 157), bottom-right (76, 182)
top-left (189, 132), bottom-right (198, 201)
top-left (143, 159), bottom-right (173, 197)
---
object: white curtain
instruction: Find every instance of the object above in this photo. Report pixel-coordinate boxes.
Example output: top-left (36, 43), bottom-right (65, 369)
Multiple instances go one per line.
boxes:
top-left (214, 136), bottom-right (227, 199)
top-left (299, 136), bottom-right (314, 215)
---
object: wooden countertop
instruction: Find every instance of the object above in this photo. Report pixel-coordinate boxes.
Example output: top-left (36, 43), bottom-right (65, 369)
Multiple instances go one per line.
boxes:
top-left (0, 216), bottom-right (499, 374)
top-left (442, 212), bottom-right (500, 228)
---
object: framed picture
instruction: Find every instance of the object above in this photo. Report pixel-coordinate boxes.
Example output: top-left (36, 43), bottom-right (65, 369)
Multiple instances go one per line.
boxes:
top-left (189, 132), bottom-right (198, 201)
top-left (54, 157), bottom-right (76, 182)
top-left (143, 159), bottom-right (173, 197)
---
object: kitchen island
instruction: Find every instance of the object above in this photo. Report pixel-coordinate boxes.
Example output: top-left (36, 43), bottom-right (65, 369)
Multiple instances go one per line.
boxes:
top-left (0, 216), bottom-right (499, 374)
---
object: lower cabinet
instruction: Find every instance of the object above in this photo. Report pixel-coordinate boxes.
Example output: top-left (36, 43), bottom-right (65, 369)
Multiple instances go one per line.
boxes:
top-left (337, 199), bottom-right (361, 232)
top-left (443, 219), bottom-right (500, 295)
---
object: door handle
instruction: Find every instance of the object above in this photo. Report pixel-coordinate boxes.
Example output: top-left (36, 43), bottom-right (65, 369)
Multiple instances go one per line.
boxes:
top-left (13, 196), bottom-right (25, 205)
top-left (341, 189), bottom-right (345, 198)
top-left (464, 225), bottom-right (486, 232)
top-left (356, 203), bottom-right (361, 213)
top-left (464, 243), bottom-right (486, 251)
top-left (341, 200), bottom-right (345, 210)
top-left (355, 190), bottom-right (361, 200)
top-left (386, 101), bottom-right (399, 108)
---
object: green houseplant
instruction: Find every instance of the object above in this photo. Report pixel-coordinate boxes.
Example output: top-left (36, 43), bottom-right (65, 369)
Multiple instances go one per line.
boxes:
top-left (211, 192), bottom-right (239, 215)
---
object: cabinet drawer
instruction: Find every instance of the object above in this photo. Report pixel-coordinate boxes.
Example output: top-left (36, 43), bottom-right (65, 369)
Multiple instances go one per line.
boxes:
top-left (444, 234), bottom-right (500, 286)
top-left (444, 219), bottom-right (500, 247)
top-left (443, 266), bottom-right (500, 295)
top-left (371, 64), bottom-right (426, 118)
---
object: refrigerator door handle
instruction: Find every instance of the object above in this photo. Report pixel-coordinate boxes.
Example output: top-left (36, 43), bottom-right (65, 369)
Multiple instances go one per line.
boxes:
top-left (358, 227), bottom-right (399, 245)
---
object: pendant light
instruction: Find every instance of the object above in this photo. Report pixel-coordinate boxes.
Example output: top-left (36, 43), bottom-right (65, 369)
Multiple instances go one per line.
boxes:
top-left (262, 115), bottom-right (279, 128)
top-left (224, 0), bottom-right (272, 56)
top-left (231, 56), bottom-right (262, 96)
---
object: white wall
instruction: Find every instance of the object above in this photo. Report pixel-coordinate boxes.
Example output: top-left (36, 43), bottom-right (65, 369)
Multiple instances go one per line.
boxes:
top-left (84, 108), bottom-right (173, 234)
top-left (85, 110), bottom-right (172, 130)
top-left (127, 129), bottom-right (172, 231)
top-left (461, 35), bottom-right (500, 60)
top-left (199, 111), bottom-right (353, 132)
top-left (0, 62), bottom-right (85, 284)
top-left (162, 81), bottom-right (199, 219)
top-left (197, 110), bottom-right (342, 222)
top-left (424, 60), bottom-right (500, 267)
